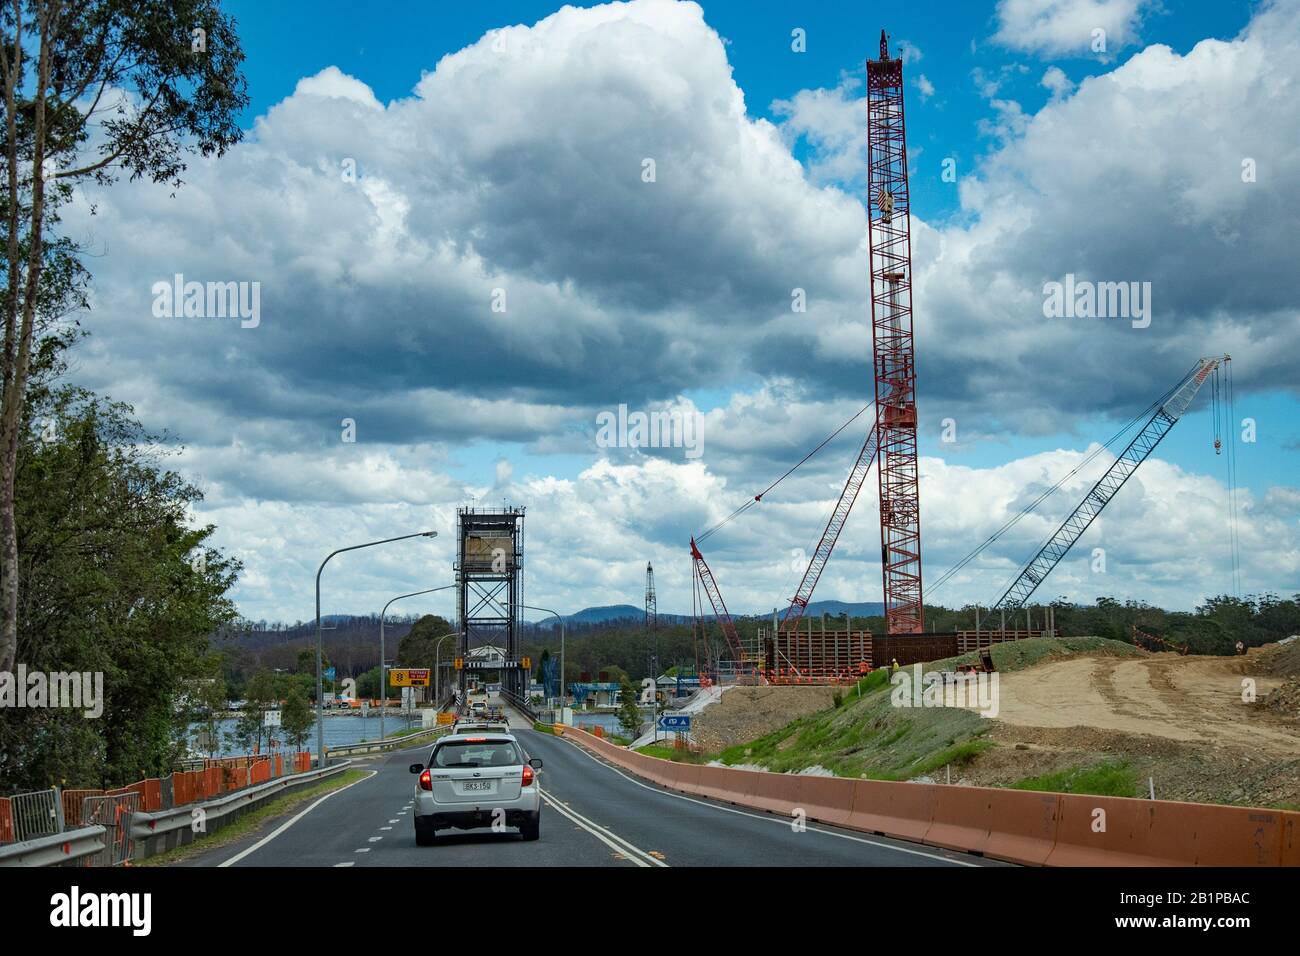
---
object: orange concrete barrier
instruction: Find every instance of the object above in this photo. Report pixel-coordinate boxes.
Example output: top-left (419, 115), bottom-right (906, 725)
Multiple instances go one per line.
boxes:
top-left (981, 790), bottom-right (1061, 865)
top-left (1047, 794), bottom-right (1288, 866)
top-left (1282, 812), bottom-right (1299, 866)
top-left (846, 779), bottom-right (936, 843)
top-left (743, 771), bottom-right (803, 817)
top-left (794, 775), bottom-right (859, 828)
top-left (923, 785), bottom-right (996, 855)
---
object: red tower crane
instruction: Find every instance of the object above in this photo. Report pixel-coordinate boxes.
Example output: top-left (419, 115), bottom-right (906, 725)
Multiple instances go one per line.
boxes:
top-left (866, 30), bottom-right (924, 634)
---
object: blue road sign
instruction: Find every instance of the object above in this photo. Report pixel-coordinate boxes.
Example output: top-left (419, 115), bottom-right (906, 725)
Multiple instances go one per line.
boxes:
top-left (659, 714), bottom-right (691, 731)
top-left (324, 667), bottom-right (336, 681)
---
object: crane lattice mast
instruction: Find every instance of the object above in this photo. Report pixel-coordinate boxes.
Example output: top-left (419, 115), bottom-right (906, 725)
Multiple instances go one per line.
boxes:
top-left (866, 30), bottom-right (924, 634)
top-left (992, 357), bottom-right (1227, 611)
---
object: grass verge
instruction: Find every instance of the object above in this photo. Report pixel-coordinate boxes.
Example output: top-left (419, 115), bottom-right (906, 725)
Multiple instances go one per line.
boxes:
top-left (1010, 761), bottom-right (1138, 797)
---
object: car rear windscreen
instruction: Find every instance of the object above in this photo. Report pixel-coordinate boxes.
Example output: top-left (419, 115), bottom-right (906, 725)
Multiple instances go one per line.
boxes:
top-left (431, 740), bottom-right (520, 768)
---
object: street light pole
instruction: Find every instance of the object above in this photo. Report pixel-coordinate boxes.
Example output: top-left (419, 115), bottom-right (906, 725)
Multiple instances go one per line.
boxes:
top-left (380, 585), bottom-right (456, 742)
top-left (316, 531), bottom-right (437, 768)
top-left (519, 604), bottom-right (564, 720)
top-left (433, 631), bottom-right (457, 710)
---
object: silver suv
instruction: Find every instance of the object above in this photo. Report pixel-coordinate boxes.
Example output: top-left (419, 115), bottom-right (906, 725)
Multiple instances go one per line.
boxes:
top-left (409, 731), bottom-right (542, 845)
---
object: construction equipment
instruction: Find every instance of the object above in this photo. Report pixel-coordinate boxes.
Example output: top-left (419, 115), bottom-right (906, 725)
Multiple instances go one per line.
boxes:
top-left (991, 357), bottom-right (1227, 612)
top-left (689, 537), bottom-right (749, 676)
top-left (778, 423), bottom-right (879, 641)
top-left (866, 30), bottom-right (924, 634)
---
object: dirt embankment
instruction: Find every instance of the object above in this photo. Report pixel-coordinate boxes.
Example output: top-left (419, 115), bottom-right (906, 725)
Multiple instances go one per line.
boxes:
top-left (691, 685), bottom-right (837, 753)
top-left (707, 637), bottom-right (1300, 808)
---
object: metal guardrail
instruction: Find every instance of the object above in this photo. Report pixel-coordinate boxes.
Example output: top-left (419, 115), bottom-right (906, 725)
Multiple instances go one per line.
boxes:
top-left (499, 689), bottom-right (539, 722)
top-left (326, 725), bottom-right (451, 758)
top-left (0, 826), bottom-right (107, 867)
top-left (128, 760), bottom-right (352, 849)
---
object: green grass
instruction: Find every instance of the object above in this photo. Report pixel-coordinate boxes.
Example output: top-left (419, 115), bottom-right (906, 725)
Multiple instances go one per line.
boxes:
top-left (1010, 761), bottom-right (1138, 797)
top-left (140, 768), bottom-right (370, 866)
top-left (635, 744), bottom-right (709, 763)
top-left (532, 721), bottom-right (557, 734)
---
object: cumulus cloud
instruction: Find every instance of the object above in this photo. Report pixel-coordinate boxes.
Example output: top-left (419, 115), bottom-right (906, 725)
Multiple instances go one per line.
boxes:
top-left (993, 0), bottom-right (1155, 58)
top-left (42, 0), bottom-right (1298, 619)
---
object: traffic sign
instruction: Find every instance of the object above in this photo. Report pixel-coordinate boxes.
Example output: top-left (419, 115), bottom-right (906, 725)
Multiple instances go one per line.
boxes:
top-left (389, 668), bottom-right (431, 687)
top-left (658, 714), bottom-right (691, 731)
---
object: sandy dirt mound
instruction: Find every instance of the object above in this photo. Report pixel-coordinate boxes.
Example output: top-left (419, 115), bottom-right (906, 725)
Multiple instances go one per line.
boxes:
top-left (976, 651), bottom-right (1299, 757)
top-left (692, 685), bottom-right (837, 753)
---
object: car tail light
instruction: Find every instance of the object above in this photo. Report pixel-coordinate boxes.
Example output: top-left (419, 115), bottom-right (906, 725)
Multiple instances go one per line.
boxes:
top-left (522, 764), bottom-right (535, 787)
top-left (419, 769), bottom-right (432, 791)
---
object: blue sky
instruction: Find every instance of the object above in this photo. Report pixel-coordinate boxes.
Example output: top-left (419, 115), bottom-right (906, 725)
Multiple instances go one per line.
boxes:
top-left (64, 0), bottom-right (1299, 619)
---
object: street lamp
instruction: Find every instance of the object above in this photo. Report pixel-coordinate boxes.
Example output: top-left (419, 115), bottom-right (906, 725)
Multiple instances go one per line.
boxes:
top-left (521, 604), bottom-right (565, 718)
top-left (316, 530), bottom-right (437, 768)
top-left (380, 585), bottom-right (455, 741)
top-left (433, 631), bottom-right (457, 710)
top-left (485, 598), bottom-right (565, 720)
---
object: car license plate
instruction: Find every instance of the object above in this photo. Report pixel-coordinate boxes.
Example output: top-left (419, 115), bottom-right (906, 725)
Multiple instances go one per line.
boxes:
top-left (462, 780), bottom-right (491, 792)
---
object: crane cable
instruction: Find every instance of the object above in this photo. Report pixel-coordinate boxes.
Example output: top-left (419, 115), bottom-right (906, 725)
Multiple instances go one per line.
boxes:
top-left (927, 363), bottom-right (1198, 597)
top-left (696, 401), bottom-right (873, 543)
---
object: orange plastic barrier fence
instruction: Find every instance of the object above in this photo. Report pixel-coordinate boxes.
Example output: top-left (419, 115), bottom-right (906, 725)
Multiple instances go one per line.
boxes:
top-left (0, 798), bottom-right (13, 843)
top-left (557, 726), bottom-right (1297, 867)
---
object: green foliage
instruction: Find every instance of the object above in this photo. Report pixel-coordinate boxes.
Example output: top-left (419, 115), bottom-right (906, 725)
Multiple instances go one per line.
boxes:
top-left (280, 688), bottom-right (312, 751)
top-left (0, 387), bottom-right (240, 790)
top-left (617, 676), bottom-right (643, 739)
top-left (1011, 761), bottom-right (1138, 798)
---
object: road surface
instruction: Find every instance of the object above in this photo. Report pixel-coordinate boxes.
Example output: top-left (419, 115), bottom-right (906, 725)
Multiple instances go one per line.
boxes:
top-left (181, 697), bottom-right (1003, 868)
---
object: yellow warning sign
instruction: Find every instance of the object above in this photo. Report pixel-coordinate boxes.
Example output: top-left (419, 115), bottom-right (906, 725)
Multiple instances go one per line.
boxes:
top-left (388, 668), bottom-right (430, 687)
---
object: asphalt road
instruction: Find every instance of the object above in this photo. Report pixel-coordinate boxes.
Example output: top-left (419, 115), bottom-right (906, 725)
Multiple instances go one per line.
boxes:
top-left (182, 702), bottom-right (1005, 868)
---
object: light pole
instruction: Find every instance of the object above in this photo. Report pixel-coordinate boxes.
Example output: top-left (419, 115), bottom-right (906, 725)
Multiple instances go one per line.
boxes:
top-left (380, 585), bottom-right (455, 742)
top-left (521, 604), bottom-right (564, 719)
top-left (316, 531), bottom-right (437, 768)
top-left (433, 632), bottom-right (457, 711)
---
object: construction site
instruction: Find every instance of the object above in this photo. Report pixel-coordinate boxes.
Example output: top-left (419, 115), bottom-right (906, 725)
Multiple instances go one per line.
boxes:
top-left (683, 32), bottom-right (1246, 692)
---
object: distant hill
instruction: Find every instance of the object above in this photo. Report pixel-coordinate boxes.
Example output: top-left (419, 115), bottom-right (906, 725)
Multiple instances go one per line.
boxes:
top-left (528, 604), bottom-right (693, 627)
top-left (526, 600), bottom-right (883, 627)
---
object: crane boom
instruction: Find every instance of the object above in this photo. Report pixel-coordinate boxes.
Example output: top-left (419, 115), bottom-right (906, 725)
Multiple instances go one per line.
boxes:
top-left (992, 357), bottom-right (1225, 611)
top-left (779, 423), bottom-right (879, 638)
top-left (689, 537), bottom-right (746, 665)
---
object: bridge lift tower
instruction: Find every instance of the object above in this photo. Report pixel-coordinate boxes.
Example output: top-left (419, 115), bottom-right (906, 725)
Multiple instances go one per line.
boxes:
top-left (455, 506), bottom-right (526, 701)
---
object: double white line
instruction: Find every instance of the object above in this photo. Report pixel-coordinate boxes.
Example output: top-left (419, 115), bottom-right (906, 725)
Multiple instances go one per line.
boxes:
top-left (540, 790), bottom-right (668, 867)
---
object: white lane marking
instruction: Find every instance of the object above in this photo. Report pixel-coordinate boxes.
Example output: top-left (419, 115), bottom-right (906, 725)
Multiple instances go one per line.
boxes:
top-left (355, 847), bottom-right (370, 853)
top-left (550, 736), bottom-right (982, 868)
top-left (381, 826), bottom-right (392, 831)
top-left (334, 862), bottom-right (354, 867)
top-left (217, 770), bottom-right (376, 868)
top-left (368, 836), bottom-right (382, 842)
top-left (539, 789), bottom-right (668, 868)
top-left (388, 819), bottom-right (399, 824)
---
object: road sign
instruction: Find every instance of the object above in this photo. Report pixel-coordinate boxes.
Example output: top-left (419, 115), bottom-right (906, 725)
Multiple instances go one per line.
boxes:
top-left (323, 667), bottom-right (336, 681)
top-left (436, 711), bottom-right (455, 725)
top-left (658, 714), bottom-right (691, 732)
top-left (263, 710), bottom-right (282, 728)
top-left (520, 656), bottom-right (531, 669)
top-left (454, 657), bottom-right (464, 670)
top-left (389, 668), bottom-right (430, 687)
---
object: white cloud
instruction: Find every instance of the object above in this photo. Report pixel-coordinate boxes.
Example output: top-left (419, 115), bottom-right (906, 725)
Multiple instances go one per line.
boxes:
top-left (41, 0), bottom-right (1298, 621)
top-left (993, 0), bottom-right (1155, 58)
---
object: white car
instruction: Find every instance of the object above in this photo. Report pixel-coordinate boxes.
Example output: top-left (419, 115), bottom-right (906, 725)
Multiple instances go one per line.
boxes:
top-left (409, 730), bottom-right (542, 845)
